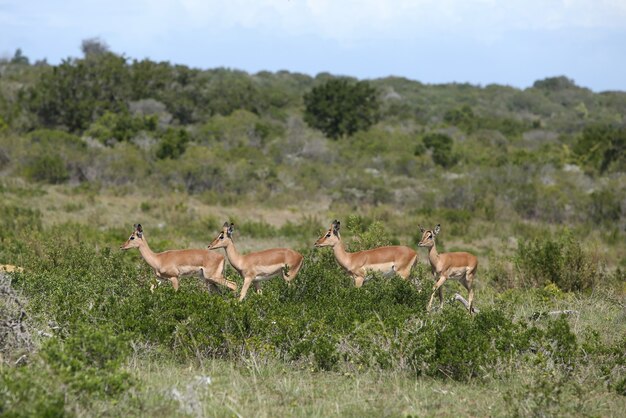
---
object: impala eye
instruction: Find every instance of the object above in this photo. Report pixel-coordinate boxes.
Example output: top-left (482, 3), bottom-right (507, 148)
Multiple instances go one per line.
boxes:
top-left (326, 233), bottom-right (331, 237)
top-left (130, 236), bottom-right (135, 240)
top-left (219, 234), bottom-right (224, 240)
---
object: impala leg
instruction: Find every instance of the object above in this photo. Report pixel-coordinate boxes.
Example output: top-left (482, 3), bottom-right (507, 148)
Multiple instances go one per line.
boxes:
top-left (254, 281), bottom-right (262, 294)
top-left (465, 272), bottom-right (475, 314)
top-left (203, 267), bottom-right (238, 293)
top-left (239, 277), bottom-right (254, 301)
top-left (169, 276), bottom-right (180, 291)
top-left (354, 276), bottom-right (365, 288)
top-left (428, 275), bottom-right (447, 312)
top-left (438, 285), bottom-right (444, 309)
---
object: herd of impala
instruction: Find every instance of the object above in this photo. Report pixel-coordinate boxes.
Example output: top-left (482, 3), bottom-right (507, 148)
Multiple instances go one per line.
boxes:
top-left (120, 220), bottom-right (478, 313)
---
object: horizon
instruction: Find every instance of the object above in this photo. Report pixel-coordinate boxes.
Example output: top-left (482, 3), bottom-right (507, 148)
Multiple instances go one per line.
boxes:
top-left (2, 1), bottom-right (626, 92)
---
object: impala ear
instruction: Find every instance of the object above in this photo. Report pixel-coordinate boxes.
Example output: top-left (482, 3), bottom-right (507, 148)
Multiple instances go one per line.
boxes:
top-left (136, 223), bottom-right (143, 237)
top-left (227, 223), bottom-right (234, 237)
top-left (332, 220), bottom-right (340, 235)
top-left (419, 225), bottom-right (425, 233)
top-left (434, 224), bottom-right (441, 236)
top-left (222, 222), bottom-right (229, 228)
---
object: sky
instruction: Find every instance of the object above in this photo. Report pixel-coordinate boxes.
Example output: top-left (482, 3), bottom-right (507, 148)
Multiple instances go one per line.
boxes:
top-left (1, 0), bottom-right (625, 91)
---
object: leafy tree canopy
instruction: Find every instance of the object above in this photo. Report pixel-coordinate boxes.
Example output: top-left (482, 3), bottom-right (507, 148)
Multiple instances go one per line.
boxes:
top-left (303, 79), bottom-right (380, 139)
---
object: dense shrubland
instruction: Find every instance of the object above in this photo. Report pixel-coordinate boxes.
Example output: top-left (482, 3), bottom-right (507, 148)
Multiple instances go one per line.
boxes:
top-left (1, 44), bottom-right (625, 415)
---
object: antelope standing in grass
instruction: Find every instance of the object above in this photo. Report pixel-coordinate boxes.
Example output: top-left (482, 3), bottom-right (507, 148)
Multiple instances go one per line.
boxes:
top-left (314, 220), bottom-right (418, 287)
top-left (120, 224), bottom-right (237, 293)
top-left (208, 222), bottom-right (304, 301)
top-left (418, 224), bottom-right (477, 313)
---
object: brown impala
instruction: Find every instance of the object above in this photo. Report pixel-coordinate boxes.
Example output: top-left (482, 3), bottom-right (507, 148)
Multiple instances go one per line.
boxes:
top-left (208, 222), bottom-right (304, 301)
top-left (314, 220), bottom-right (418, 287)
top-left (418, 224), bottom-right (478, 313)
top-left (120, 224), bottom-right (237, 293)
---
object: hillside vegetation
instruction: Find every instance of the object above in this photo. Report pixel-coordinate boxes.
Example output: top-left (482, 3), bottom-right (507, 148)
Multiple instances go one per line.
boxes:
top-left (1, 43), bottom-right (625, 416)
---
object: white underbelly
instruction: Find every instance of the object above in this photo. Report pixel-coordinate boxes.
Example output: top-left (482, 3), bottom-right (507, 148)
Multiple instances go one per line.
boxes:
top-left (365, 262), bottom-right (396, 277)
top-left (253, 264), bottom-right (284, 281)
top-left (446, 266), bottom-right (468, 280)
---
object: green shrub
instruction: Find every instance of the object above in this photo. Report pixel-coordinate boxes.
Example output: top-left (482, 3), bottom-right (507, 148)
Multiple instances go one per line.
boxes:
top-left (42, 325), bottom-right (133, 397)
top-left (0, 367), bottom-right (67, 418)
top-left (23, 154), bottom-right (69, 184)
top-left (155, 128), bottom-right (190, 160)
top-left (423, 133), bottom-right (458, 168)
top-left (514, 231), bottom-right (601, 291)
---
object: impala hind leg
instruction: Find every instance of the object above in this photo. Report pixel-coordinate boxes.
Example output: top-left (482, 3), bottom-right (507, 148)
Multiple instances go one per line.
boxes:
top-left (283, 259), bottom-right (303, 285)
top-left (169, 276), bottom-right (180, 291)
top-left (354, 276), bottom-right (365, 288)
top-left (428, 275), bottom-right (447, 312)
top-left (253, 281), bottom-right (262, 294)
top-left (463, 272), bottom-right (476, 314)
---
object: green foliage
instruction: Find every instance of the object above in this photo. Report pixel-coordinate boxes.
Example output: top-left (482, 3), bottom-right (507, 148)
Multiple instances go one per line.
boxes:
top-left (0, 367), bottom-right (67, 418)
top-left (27, 53), bottom-right (130, 131)
top-left (533, 76), bottom-right (578, 91)
top-left (303, 79), bottom-right (380, 139)
top-left (155, 128), bottom-right (190, 160)
top-left (0, 204), bottom-right (42, 239)
top-left (423, 133), bottom-right (458, 168)
top-left (23, 154), bottom-right (69, 184)
top-left (86, 110), bottom-right (157, 144)
top-left (573, 123), bottom-right (626, 174)
top-left (514, 231), bottom-right (601, 291)
top-left (444, 105), bottom-right (476, 133)
top-left (42, 325), bottom-right (133, 397)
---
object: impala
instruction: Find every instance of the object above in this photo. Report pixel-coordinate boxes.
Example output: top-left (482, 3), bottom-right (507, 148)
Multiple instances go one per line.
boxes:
top-left (314, 220), bottom-right (418, 287)
top-left (418, 224), bottom-right (477, 313)
top-left (208, 222), bottom-right (304, 301)
top-left (120, 224), bottom-right (237, 293)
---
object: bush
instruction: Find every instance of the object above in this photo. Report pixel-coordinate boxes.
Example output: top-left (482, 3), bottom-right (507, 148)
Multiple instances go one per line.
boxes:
top-left (304, 79), bottom-right (380, 139)
top-left (23, 154), bottom-right (69, 184)
top-left (423, 133), bottom-right (458, 168)
top-left (514, 231), bottom-right (601, 291)
top-left (42, 325), bottom-right (133, 397)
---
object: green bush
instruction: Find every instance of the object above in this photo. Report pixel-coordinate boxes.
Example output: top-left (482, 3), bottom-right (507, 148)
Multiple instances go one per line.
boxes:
top-left (42, 325), bottom-right (133, 397)
top-left (423, 133), bottom-right (458, 168)
top-left (514, 231), bottom-right (601, 291)
top-left (23, 154), bottom-right (69, 184)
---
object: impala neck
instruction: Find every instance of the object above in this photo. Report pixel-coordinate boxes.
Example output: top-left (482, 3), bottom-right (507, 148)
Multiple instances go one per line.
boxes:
top-left (428, 243), bottom-right (440, 266)
top-left (138, 238), bottom-right (161, 271)
top-left (332, 239), bottom-right (353, 271)
top-left (223, 241), bottom-right (245, 272)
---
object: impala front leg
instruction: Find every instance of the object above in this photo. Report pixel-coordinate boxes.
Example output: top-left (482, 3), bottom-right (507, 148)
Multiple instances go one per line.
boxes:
top-left (239, 276), bottom-right (254, 301)
top-left (428, 275), bottom-right (447, 312)
top-left (169, 276), bottom-right (180, 291)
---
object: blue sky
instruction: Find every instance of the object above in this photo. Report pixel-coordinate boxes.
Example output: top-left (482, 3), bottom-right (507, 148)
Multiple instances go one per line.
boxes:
top-left (1, 0), bottom-right (625, 91)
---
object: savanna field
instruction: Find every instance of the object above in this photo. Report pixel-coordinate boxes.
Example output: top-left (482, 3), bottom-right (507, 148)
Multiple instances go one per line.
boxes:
top-left (1, 46), bottom-right (626, 416)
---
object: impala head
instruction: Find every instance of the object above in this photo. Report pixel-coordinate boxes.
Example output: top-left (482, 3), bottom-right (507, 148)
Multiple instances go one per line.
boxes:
top-left (418, 224), bottom-right (440, 248)
top-left (314, 220), bottom-right (341, 248)
top-left (120, 224), bottom-right (144, 250)
top-left (208, 222), bottom-right (234, 250)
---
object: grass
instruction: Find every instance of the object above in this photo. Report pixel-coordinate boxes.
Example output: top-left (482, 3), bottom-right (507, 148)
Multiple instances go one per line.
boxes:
top-left (78, 355), bottom-right (625, 417)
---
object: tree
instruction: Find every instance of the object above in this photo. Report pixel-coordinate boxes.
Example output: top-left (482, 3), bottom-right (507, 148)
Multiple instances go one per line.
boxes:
top-left (10, 48), bottom-right (29, 65)
top-left (423, 133), bottom-right (458, 168)
top-left (27, 53), bottom-right (130, 131)
top-left (81, 37), bottom-right (110, 58)
top-left (573, 124), bottom-right (626, 173)
top-left (303, 79), bottom-right (380, 139)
